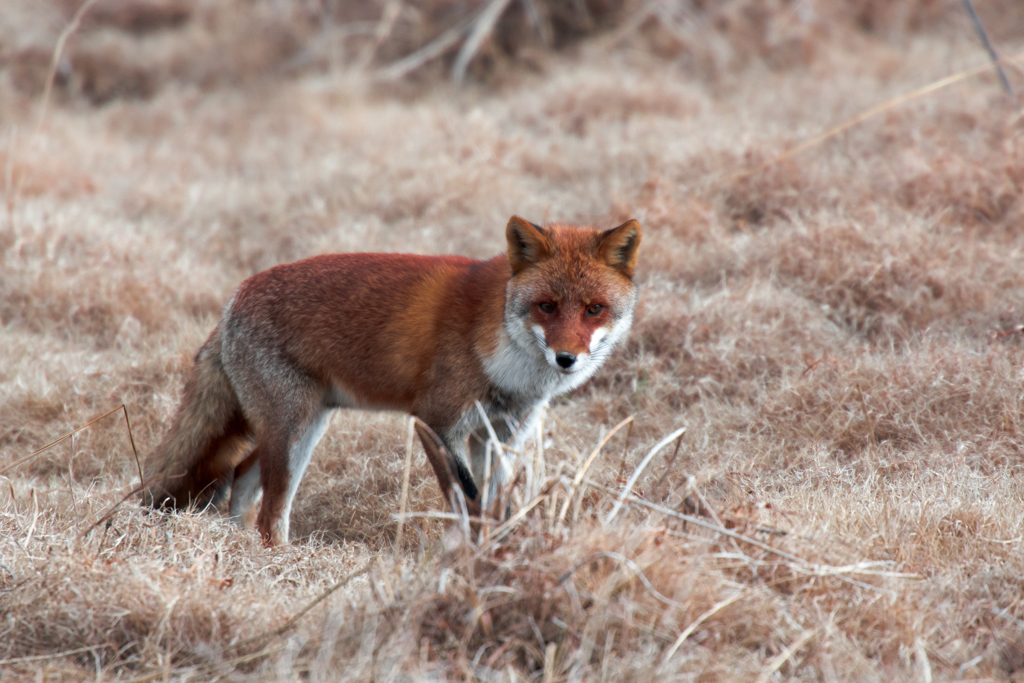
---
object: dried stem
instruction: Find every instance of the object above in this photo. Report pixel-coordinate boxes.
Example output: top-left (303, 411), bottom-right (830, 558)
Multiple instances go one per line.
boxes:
top-left (962, 0), bottom-right (1014, 98)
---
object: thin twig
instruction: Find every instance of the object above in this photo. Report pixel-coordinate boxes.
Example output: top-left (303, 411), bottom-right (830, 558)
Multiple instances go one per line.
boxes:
top-left (728, 50), bottom-right (1024, 184)
top-left (122, 404), bottom-right (144, 489)
top-left (0, 405), bottom-right (125, 476)
top-left (36, 0), bottom-right (103, 137)
top-left (962, 0), bottom-right (1013, 97)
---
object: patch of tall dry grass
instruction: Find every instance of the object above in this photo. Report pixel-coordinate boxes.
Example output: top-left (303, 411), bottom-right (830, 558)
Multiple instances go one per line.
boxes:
top-left (4, 1), bottom-right (1024, 680)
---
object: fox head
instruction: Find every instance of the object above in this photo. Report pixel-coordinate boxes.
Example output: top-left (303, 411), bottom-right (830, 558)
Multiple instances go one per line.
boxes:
top-left (504, 216), bottom-right (641, 382)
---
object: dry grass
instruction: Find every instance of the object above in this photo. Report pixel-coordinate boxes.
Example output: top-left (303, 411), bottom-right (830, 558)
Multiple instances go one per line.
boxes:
top-left (4, 1), bottom-right (1024, 680)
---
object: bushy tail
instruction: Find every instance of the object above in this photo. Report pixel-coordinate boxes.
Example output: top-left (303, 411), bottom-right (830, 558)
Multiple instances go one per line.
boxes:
top-left (141, 325), bottom-right (251, 509)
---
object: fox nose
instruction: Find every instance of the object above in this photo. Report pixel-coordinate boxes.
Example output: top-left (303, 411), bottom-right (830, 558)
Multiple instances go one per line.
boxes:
top-left (555, 352), bottom-right (576, 369)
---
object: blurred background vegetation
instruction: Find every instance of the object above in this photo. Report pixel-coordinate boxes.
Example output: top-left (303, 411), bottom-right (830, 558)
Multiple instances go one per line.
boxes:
top-left (4, 0), bottom-right (1022, 105)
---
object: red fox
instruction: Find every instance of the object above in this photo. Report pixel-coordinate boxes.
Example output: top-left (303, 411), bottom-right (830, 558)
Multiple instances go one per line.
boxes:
top-left (142, 216), bottom-right (641, 546)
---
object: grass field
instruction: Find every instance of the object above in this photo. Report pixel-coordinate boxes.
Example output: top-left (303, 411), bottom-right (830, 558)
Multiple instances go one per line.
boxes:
top-left (3, 1), bottom-right (1024, 680)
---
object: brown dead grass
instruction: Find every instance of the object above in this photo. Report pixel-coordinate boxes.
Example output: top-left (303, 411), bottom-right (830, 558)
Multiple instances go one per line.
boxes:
top-left (4, 1), bottom-right (1024, 680)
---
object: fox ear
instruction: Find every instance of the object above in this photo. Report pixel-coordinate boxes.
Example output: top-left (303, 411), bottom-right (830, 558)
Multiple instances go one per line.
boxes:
top-left (506, 216), bottom-right (552, 274)
top-left (597, 219), bottom-right (642, 278)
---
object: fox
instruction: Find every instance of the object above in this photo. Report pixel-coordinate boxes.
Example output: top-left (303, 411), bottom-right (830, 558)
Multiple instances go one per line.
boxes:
top-left (141, 216), bottom-right (641, 546)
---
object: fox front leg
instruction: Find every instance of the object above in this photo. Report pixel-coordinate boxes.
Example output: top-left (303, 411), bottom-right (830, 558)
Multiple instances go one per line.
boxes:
top-left (413, 418), bottom-right (480, 515)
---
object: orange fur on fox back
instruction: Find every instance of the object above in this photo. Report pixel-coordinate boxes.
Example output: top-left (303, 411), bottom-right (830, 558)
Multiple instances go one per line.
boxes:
top-left (224, 253), bottom-right (510, 413)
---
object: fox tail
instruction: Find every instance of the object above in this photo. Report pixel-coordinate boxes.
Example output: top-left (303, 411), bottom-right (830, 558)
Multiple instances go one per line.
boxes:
top-left (141, 325), bottom-right (251, 509)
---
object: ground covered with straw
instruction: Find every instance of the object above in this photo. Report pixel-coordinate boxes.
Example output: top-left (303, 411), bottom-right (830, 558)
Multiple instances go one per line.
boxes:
top-left (3, 1), bottom-right (1024, 680)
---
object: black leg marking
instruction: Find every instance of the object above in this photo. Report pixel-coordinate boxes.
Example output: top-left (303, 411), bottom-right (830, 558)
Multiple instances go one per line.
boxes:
top-left (454, 459), bottom-right (479, 502)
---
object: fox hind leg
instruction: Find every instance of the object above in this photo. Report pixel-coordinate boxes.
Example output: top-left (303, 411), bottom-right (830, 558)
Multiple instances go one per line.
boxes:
top-left (229, 451), bottom-right (261, 529)
top-left (255, 409), bottom-right (331, 546)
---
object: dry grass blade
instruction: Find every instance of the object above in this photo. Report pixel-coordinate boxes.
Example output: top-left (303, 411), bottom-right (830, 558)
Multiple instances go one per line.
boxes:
top-left (752, 628), bottom-right (817, 683)
top-left (615, 418), bottom-right (634, 481)
top-left (394, 510), bottom-right (497, 524)
top-left (358, 0), bottom-right (403, 69)
top-left (395, 416), bottom-right (416, 549)
top-left (0, 644), bottom-right (113, 666)
top-left (34, 0), bottom-right (102, 136)
top-left (480, 484), bottom-right (549, 545)
top-left (123, 644), bottom-right (291, 683)
top-left (543, 642), bottom-right (557, 683)
top-left (558, 414), bottom-right (633, 524)
top-left (452, 0), bottom-right (515, 84)
top-left (855, 383), bottom-right (878, 450)
top-left (587, 480), bottom-right (813, 566)
top-left (377, 14), bottom-right (476, 81)
top-left (521, 0), bottom-right (553, 46)
top-left (473, 400), bottom-right (506, 454)
top-left (557, 550), bottom-right (682, 608)
top-left (474, 399), bottom-right (508, 516)
top-left (962, 0), bottom-right (1014, 97)
top-left (915, 637), bottom-right (934, 683)
top-left (1, 405), bottom-right (131, 477)
top-left (227, 561), bottom-right (373, 653)
top-left (532, 412), bottom-right (545, 499)
top-left (728, 50), bottom-right (1024, 183)
top-left (23, 488), bottom-right (38, 548)
top-left (660, 590), bottom-right (747, 667)
top-left (545, 407), bottom-right (586, 452)
top-left (482, 440), bottom-right (493, 518)
top-left (649, 427), bottom-right (684, 497)
top-left (79, 481), bottom-right (148, 536)
top-left (120, 404), bottom-right (144, 489)
top-left (605, 427), bottom-right (686, 524)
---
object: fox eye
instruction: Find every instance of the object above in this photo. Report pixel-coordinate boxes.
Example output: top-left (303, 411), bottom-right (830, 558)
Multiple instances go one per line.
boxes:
top-left (586, 304), bottom-right (604, 316)
top-left (538, 302), bottom-right (556, 314)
